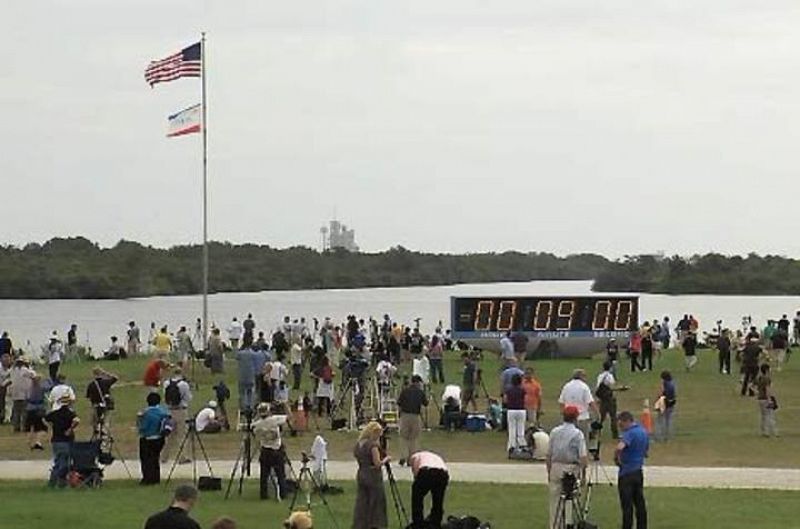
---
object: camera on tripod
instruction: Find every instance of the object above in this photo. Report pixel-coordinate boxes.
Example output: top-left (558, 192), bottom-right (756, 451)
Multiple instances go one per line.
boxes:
top-left (561, 472), bottom-right (579, 499)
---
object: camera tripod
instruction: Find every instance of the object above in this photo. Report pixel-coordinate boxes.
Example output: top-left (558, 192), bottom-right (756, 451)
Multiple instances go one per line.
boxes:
top-left (582, 449), bottom-right (614, 518)
top-left (552, 473), bottom-right (586, 529)
top-left (329, 374), bottom-right (366, 431)
top-left (165, 418), bottom-right (215, 487)
top-left (91, 408), bottom-right (133, 478)
top-left (288, 453), bottom-right (341, 529)
top-left (385, 462), bottom-right (410, 529)
top-left (224, 411), bottom-right (255, 499)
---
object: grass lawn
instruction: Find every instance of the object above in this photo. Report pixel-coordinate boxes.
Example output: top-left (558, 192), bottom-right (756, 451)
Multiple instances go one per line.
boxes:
top-left (0, 347), bottom-right (797, 467)
top-left (0, 479), bottom-right (797, 529)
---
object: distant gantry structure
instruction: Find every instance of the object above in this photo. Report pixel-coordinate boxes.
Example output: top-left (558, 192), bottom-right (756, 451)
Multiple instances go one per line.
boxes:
top-left (320, 219), bottom-right (359, 252)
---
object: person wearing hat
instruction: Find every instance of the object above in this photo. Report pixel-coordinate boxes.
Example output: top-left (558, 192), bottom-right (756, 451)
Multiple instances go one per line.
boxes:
top-left (252, 402), bottom-right (291, 500)
top-left (558, 369), bottom-right (599, 437)
top-left (9, 356), bottom-right (35, 432)
top-left (45, 391), bottom-right (80, 487)
top-left (397, 375), bottom-right (429, 465)
top-left (47, 331), bottom-right (64, 381)
top-left (546, 405), bottom-right (588, 529)
top-left (284, 511), bottom-right (313, 529)
top-left (48, 373), bottom-right (76, 412)
top-left (195, 400), bottom-right (222, 433)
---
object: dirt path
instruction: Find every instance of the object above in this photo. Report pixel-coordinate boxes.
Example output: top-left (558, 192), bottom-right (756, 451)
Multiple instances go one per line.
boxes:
top-left (1, 459), bottom-right (797, 490)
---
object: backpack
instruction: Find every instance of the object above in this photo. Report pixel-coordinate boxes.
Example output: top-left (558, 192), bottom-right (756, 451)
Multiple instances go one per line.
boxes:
top-left (595, 374), bottom-right (613, 401)
top-left (165, 379), bottom-right (182, 407)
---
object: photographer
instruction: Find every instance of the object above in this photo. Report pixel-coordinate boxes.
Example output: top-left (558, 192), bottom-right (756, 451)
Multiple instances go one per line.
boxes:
top-left (546, 405), bottom-right (588, 529)
top-left (137, 392), bottom-right (170, 485)
top-left (615, 411), bottom-right (649, 529)
top-left (45, 394), bottom-right (80, 487)
top-left (409, 451), bottom-right (450, 529)
top-left (352, 421), bottom-right (389, 529)
top-left (162, 368), bottom-right (192, 463)
top-left (398, 375), bottom-right (428, 465)
top-left (595, 361), bottom-right (619, 439)
top-left (251, 402), bottom-right (290, 500)
top-left (85, 366), bottom-right (118, 433)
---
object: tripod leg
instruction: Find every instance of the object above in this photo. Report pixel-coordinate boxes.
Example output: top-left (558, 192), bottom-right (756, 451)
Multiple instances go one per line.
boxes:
top-left (191, 429), bottom-right (216, 478)
top-left (164, 429), bottom-right (192, 486)
top-left (225, 442), bottom-right (245, 500)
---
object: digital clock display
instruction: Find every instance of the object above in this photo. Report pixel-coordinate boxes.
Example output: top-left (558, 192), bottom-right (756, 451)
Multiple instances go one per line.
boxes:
top-left (452, 296), bottom-right (639, 333)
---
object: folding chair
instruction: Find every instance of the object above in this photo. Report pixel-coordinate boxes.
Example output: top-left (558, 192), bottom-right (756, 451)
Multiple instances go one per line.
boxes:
top-left (69, 441), bottom-right (104, 488)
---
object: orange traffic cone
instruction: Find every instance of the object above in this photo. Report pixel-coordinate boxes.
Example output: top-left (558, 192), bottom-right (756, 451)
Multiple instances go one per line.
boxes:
top-left (294, 399), bottom-right (308, 431)
top-left (640, 398), bottom-right (654, 435)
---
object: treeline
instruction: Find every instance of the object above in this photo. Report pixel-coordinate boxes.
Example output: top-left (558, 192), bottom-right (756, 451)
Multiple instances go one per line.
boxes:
top-left (3, 239), bottom-right (800, 298)
top-left (0, 237), bottom-right (608, 299)
top-left (593, 254), bottom-right (800, 295)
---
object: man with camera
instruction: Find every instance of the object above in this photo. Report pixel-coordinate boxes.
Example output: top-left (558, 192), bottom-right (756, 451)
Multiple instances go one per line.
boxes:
top-left (162, 368), bottom-right (192, 463)
top-left (546, 405), bottom-right (588, 529)
top-left (85, 365), bottom-right (118, 435)
top-left (251, 402), bottom-right (291, 500)
top-left (398, 375), bottom-right (429, 465)
top-left (615, 411), bottom-right (649, 529)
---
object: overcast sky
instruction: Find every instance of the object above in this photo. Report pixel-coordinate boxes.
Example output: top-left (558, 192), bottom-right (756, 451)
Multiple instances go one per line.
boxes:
top-left (3, 1), bottom-right (800, 257)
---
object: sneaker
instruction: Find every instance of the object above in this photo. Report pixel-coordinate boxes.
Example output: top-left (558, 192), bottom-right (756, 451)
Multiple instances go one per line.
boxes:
top-left (31, 443), bottom-right (44, 451)
top-left (398, 458), bottom-right (407, 467)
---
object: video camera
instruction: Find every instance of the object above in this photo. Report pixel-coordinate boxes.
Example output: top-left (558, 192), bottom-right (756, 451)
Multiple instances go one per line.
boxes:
top-left (587, 420), bottom-right (603, 457)
top-left (561, 472), bottom-right (579, 499)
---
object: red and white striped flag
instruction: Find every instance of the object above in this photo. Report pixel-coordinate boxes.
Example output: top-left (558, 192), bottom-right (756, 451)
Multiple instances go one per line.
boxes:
top-left (167, 104), bottom-right (202, 137)
top-left (145, 42), bottom-right (201, 87)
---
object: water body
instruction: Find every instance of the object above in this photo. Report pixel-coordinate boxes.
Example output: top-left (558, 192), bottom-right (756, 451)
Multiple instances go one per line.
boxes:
top-left (1, 280), bottom-right (799, 351)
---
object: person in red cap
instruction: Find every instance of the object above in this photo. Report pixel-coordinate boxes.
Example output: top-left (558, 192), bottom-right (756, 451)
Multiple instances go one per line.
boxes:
top-left (546, 405), bottom-right (588, 529)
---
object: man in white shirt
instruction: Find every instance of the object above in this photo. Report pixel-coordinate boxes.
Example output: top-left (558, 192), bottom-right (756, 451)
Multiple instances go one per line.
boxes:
top-left (227, 317), bottom-right (243, 350)
top-left (595, 361), bottom-right (619, 439)
top-left (47, 332), bottom-right (64, 381)
top-left (195, 401), bottom-right (222, 433)
top-left (546, 406), bottom-right (588, 529)
top-left (499, 332), bottom-right (515, 367)
top-left (409, 451), bottom-right (450, 529)
top-left (9, 358), bottom-right (35, 431)
top-left (289, 343), bottom-right (303, 391)
top-left (558, 369), bottom-right (598, 437)
top-left (251, 402), bottom-right (290, 499)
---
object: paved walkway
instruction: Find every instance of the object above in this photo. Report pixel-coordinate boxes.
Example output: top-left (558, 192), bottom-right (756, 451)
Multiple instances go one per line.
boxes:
top-left (1, 459), bottom-right (798, 490)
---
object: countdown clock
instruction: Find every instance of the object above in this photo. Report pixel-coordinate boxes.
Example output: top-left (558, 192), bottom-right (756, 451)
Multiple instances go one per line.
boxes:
top-left (450, 296), bottom-right (640, 358)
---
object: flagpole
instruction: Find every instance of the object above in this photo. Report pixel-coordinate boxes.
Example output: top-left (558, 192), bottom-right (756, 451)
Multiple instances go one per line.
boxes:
top-left (201, 31), bottom-right (209, 353)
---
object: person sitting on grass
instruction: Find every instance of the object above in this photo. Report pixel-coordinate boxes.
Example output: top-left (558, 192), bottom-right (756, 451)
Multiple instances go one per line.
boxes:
top-left (195, 400), bottom-right (223, 433)
top-left (144, 484), bottom-right (201, 529)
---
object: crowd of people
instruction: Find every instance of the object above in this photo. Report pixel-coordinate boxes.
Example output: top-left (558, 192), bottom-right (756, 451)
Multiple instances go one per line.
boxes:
top-left (0, 306), bottom-right (794, 529)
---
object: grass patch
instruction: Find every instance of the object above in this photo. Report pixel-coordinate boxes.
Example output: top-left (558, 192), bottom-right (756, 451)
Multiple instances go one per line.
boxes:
top-left (0, 479), bottom-right (797, 529)
top-left (0, 348), bottom-right (797, 467)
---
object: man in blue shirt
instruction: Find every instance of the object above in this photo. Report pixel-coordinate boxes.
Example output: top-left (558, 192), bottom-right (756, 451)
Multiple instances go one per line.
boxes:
top-left (137, 393), bottom-right (170, 485)
top-left (615, 411), bottom-right (648, 529)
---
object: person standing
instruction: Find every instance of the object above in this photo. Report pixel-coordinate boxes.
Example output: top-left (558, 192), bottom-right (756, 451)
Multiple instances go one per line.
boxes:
top-left (511, 332), bottom-right (529, 364)
top-left (289, 342), bottom-right (303, 391)
top-left (546, 406), bottom-right (588, 529)
top-left (740, 338), bottom-right (761, 396)
top-left (25, 374), bottom-right (48, 450)
top-left (153, 326), bottom-right (173, 358)
top-left (161, 368), bottom-right (192, 464)
top-left (499, 332), bottom-right (515, 367)
top-left (143, 358), bottom-right (170, 394)
top-left (654, 371), bottom-right (676, 442)
top-left (504, 374), bottom-right (527, 453)
top-left (755, 364), bottom-right (777, 437)
top-left (85, 366), bottom-right (119, 435)
top-left (227, 317), bottom-right (243, 351)
top-left (137, 392), bottom-right (170, 485)
top-left (640, 327), bottom-right (653, 372)
top-left (595, 361), bottom-right (619, 439)
top-left (397, 375), bottom-right (428, 464)
top-left (428, 336), bottom-right (444, 384)
top-left (717, 329), bottom-right (732, 374)
top-left (44, 396), bottom-right (79, 487)
top-left (252, 402), bottom-right (290, 500)
top-left (409, 451), bottom-right (450, 529)
top-left (682, 332), bottom-right (698, 371)
top-left (143, 484), bottom-right (202, 529)
top-left (127, 321), bottom-right (141, 356)
top-left (0, 331), bottom-right (13, 358)
top-left (521, 367), bottom-right (542, 426)
top-left (0, 352), bottom-right (11, 424)
top-left (628, 332), bottom-right (643, 373)
top-left (615, 411), bottom-right (649, 529)
top-left (461, 353), bottom-right (478, 412)
top-left (558, 369), bottom-right (598, 437)
top-left (313, 356), bottom-right (335, 417)
top-left (47, 332), bottom-right (64, 381)
top-left (660, 316), bottom-right (671, 350)
top-left (66, 324), bottom-right (78, 360)
top-left (175, 326), bottom-right (194, 368)
top-left (243, 313), bottom-right (256, 348)
top-left (207, 328), bottom-right (225, 374)
top-left (352, 421), bottom-right (389, 529)
top-left (235, 345), bottom-right (257, 413)
top-left (9, 357), bottom-right (35, 432)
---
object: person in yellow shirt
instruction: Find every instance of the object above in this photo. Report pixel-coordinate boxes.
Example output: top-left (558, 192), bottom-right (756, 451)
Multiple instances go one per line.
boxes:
top-left (153, 326), bottom-right (173, 357)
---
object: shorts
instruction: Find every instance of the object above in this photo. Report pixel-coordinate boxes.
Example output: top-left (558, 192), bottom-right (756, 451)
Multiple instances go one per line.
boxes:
top-left (25, 410), bottom-right (47, 432)
top-left (462, 386), bottom-right (475, 403)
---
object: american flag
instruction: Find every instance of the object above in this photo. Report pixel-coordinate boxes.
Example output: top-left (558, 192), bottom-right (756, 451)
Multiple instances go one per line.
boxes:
top-left (144, 42), bottom-right (201, 87)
